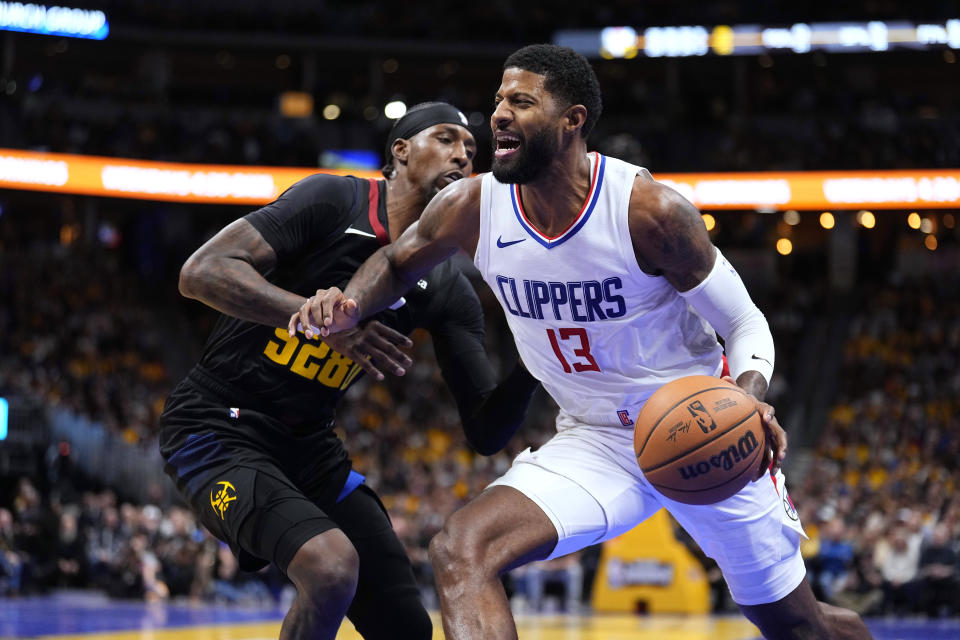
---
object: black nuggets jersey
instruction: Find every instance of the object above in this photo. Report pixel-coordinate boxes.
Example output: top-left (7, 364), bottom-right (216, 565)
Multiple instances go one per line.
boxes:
top-left (160, 174), bottom-right (492, 492)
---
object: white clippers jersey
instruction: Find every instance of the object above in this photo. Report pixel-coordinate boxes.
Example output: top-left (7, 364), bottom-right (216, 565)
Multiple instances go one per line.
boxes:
top-left (475, 153), bottom-right (723, 429)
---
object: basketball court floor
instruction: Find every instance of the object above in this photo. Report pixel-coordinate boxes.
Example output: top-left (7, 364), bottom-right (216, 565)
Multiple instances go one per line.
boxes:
top-left (2, 593), bottom-right (960, 640)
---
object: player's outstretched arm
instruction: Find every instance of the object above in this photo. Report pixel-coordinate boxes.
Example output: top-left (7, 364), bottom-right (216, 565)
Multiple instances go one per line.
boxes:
top-left (181, 218), bottom-right (412, 381)
top-left (629, 177), bottom-right (785, 476)
top-left (317, 177), bottom-right (483, 335)
top-left (178, 218), bottom-right (304, 328)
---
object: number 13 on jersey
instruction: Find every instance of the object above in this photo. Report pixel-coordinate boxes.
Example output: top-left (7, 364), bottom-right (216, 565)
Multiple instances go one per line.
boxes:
top-left (546, 328), bottom-right (600, 373)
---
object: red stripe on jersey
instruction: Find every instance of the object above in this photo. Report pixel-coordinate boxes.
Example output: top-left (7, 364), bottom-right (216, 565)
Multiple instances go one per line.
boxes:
top-left (513, 151), bottom-right (601, 241)
top-left (367, 179), bottom-right (389, 246)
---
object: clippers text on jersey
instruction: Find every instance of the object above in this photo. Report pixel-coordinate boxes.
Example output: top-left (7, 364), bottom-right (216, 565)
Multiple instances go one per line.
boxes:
top-left (495, 275), bottom-right (626, 322)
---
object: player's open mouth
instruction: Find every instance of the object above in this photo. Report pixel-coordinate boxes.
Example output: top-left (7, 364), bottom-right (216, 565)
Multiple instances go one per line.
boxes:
top-left (494, 132), bottom-right (521, 160)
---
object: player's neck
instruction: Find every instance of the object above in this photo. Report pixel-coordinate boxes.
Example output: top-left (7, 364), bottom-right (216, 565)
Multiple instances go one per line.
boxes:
top-left (517, 147), bottom-right (592, 237)
top-left (383, 176), bottom-right (430, 242)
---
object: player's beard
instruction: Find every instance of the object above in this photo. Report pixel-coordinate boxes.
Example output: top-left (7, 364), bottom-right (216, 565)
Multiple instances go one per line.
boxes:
top-left (491, 128), bottom-right (558, 184)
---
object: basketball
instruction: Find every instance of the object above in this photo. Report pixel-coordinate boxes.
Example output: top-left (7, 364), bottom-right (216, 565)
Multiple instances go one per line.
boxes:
top-left (634, 375), bottom-right (765, 505)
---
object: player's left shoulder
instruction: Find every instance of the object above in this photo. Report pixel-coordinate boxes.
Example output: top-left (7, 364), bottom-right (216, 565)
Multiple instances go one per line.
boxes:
top-left (268, 172), bottom-right (360, 222)
top-left (628, 168), bottom-right (706, 239)
top-left (628, 172), bottom-right (694, 222)
top-left (627, 172), bottom-right (711, 274)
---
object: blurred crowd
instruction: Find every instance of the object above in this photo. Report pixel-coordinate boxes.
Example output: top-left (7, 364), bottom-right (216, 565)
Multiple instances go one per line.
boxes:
top-left (3, 200), bottom-right (958, 617)
top-left (5, 62), bottom-right (958, 174)
top-left (0, 478), bottom-right (285, 604)
top-left (792, 277), bottom-right (960, 617)
top-left (0, 215), bottom-right (174, 447)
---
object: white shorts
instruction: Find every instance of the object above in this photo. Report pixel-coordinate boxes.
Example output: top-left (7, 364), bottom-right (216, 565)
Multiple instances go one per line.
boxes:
top-left (488, 412), bottom-right (807, 606)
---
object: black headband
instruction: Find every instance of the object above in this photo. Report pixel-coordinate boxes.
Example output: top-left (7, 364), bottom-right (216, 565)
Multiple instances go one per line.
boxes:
top-left (384, 103), bottom-right (471, 160)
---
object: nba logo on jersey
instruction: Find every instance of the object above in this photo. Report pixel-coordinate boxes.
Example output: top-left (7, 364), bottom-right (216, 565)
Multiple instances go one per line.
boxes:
top-left (229, 407), bottom-right (240, 419)
top-left (617, 410), bottom-right (631, 427)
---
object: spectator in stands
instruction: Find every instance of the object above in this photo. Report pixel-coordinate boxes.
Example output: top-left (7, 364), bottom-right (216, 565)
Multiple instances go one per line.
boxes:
top-left (11, 477), bottom-right (54, 590)
top-left (917, 523), bottom-right (959, 617)
top-left (54, 509), bottom-right (86, 588)
top-left (876, 526), bottom-right (921, 614)
top-left (210, 541), bottom-right (273, 605)
top-left (812, 518), bottom-right (856, 603)
top-left (511, 552), bottom-right (584, 614)
top-left (85, 505), bottom-right (127, 593)
top-left (0, 508), bottom-right (25, 596)
top-left (831, 530), bottom-right (884, 617)
top-left (115, 531), bottom-right (169, 602)
top-left (154, 507), bottom-right (202, 599)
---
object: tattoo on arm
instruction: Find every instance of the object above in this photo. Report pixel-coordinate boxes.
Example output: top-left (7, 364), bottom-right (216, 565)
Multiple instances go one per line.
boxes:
top-left (631, 181), bottom-right (716, 291)
top-left (179, 219), bottom-right (306, 327)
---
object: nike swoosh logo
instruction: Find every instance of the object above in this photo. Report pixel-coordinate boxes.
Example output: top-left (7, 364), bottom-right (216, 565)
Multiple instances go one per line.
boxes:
top-left (751, 354), bottom-right (772, 366)
top-left (496, 236), bottom-right (526, 248)
top-left (345, 227), bottom-right (377, 238)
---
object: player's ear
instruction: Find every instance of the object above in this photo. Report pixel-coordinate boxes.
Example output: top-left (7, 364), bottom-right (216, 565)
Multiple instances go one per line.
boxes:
top-left (562, 104), bottom-right (587, 136)
top-left (392, 138), bottom-right (410, 166)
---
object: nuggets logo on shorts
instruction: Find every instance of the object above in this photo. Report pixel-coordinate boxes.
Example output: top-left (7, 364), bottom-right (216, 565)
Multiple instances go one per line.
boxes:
top-left (210, 480), bottom-right (238, 520)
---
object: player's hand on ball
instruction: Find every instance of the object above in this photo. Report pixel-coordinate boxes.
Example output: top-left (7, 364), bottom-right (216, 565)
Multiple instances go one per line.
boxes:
top-left (753, 400), bottom-right (786, 479)
top-left (721, 376), bottom-right (787, 480)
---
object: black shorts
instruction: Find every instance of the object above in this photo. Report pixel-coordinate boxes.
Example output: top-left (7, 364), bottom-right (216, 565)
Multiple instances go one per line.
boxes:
top-left (187, 466), bottom-right (431, 638)
top-left (189, 461), bottom-right (338, 572)
top-left (161, 378), bottom-right (433, 638)
top-left (159, 377), bottom-right (352, 571)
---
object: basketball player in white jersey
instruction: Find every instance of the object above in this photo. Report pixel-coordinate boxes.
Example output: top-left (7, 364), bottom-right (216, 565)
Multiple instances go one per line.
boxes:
top-left (291, 45), bottom-right (872, 640)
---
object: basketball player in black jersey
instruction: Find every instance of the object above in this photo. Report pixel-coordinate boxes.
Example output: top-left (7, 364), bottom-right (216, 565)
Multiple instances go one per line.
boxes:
top-left (159, 102), bottom-right (539, 640)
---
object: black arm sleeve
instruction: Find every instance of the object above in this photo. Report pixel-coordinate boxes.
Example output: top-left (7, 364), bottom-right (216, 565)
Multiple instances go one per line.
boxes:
top-left (462, 361), bottom-right (539, 455)
top-left (429, 273), bottom-right (539, 455)
top-left (244, 174), bottom-right (357, 261)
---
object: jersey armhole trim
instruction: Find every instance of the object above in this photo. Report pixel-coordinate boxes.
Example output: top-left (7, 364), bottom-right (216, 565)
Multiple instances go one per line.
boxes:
top-left (475, 173), bottom-right (493, 274)
top-left (617, 163), bottom-right (655, 285)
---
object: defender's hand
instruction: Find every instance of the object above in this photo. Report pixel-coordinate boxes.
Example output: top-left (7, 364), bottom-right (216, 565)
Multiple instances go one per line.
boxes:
top-left (722, 376), bottom-right (787, 480)
top-left (321, 321), bottom-right (413, 381)
top-left (288, 292), bottom-right (412, 380)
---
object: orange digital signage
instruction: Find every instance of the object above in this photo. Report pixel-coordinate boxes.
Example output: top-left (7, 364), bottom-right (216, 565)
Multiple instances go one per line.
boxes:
top-left (2, 148), bottom-right (958, 210)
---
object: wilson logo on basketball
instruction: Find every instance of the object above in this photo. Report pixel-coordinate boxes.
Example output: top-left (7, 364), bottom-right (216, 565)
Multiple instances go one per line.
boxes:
top-left (678, 431), bottom-right (760, 480)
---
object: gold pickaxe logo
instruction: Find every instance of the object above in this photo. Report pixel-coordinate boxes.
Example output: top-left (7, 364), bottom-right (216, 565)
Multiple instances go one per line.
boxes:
top-left (210, 480), bottom-right (238, 520)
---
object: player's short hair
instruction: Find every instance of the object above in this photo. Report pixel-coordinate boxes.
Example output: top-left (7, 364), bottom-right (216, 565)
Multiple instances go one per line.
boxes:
top-left (503, 44), bottom-right (603, 138)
